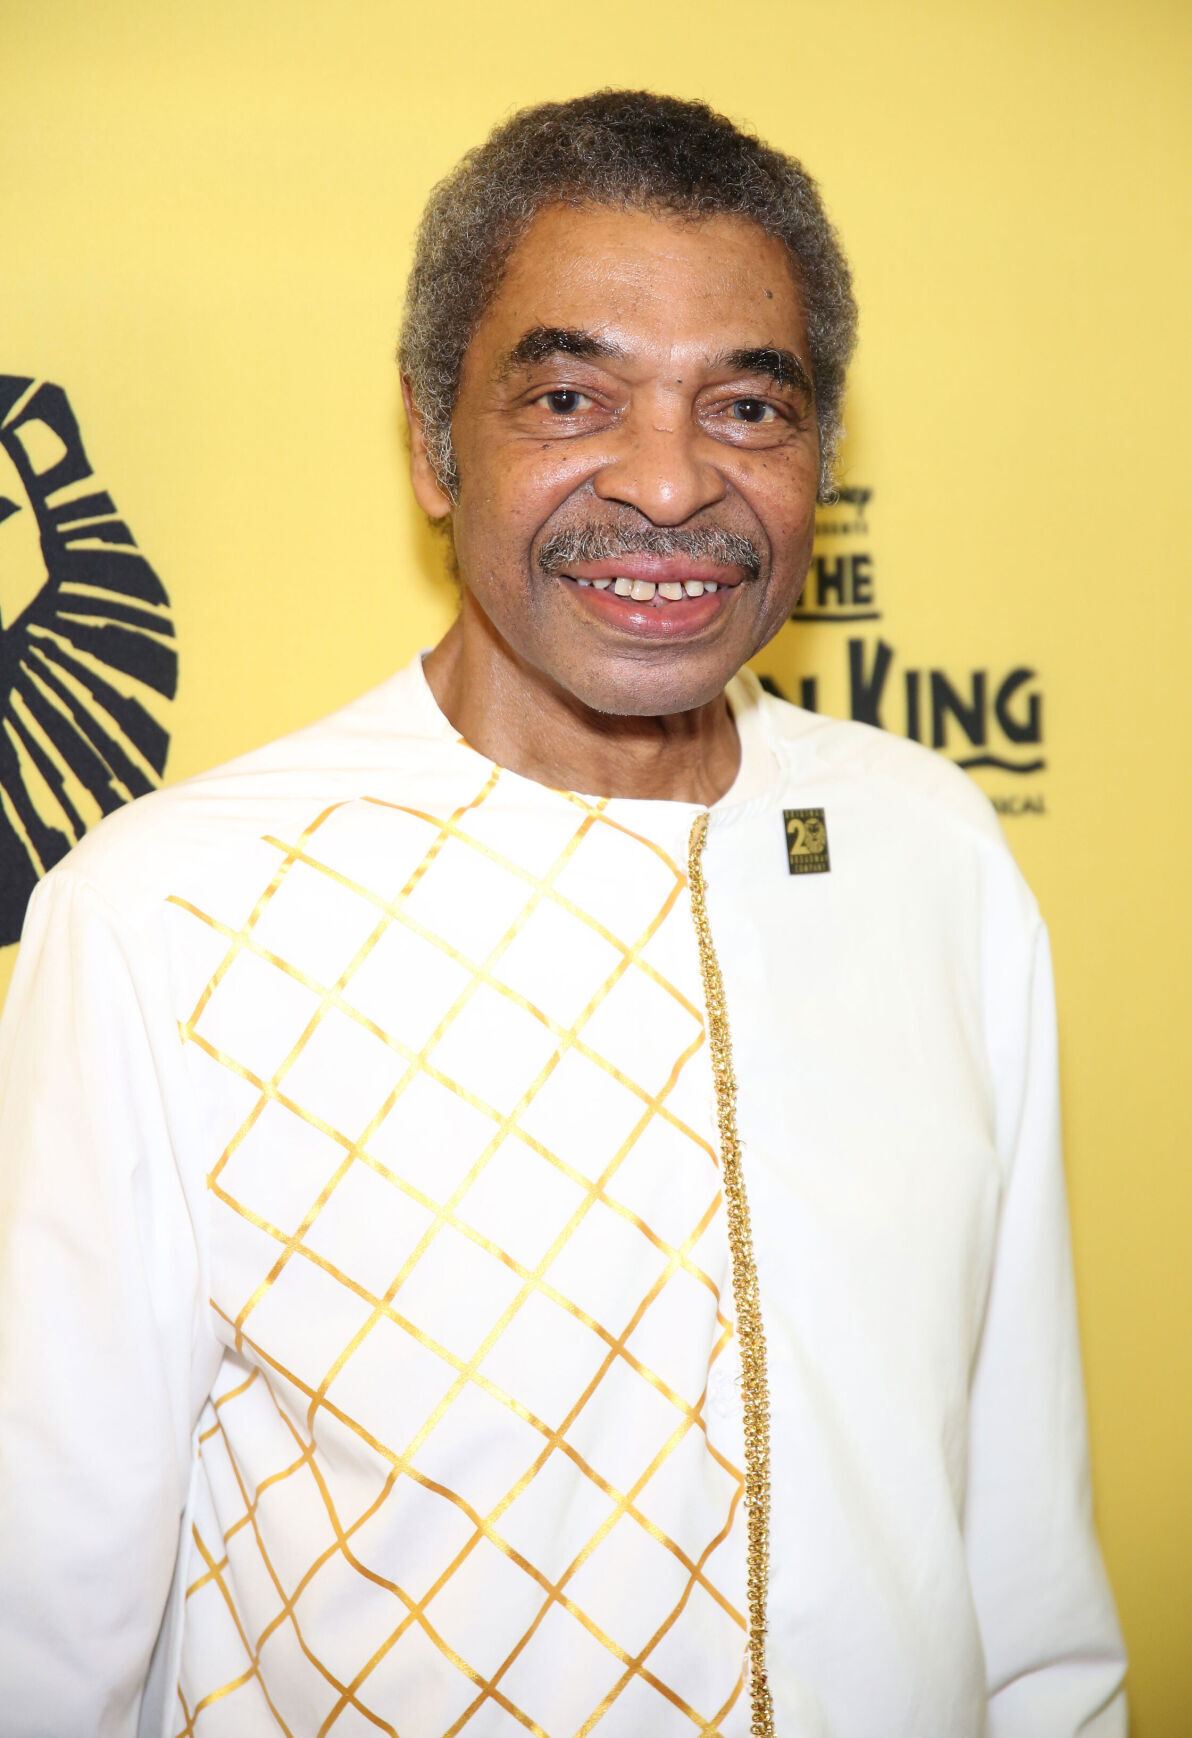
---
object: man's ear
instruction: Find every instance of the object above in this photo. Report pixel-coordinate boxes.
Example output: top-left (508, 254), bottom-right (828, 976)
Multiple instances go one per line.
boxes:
top-left (401, 377), bottom-right (454, 520)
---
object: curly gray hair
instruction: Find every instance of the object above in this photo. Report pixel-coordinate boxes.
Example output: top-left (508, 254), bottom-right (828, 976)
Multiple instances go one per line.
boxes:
top-left (399, 90), bottom-right (857, 503)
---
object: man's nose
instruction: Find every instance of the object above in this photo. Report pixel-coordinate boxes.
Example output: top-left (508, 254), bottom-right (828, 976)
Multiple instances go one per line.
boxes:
top-left (591, 409), bottom-right (726, 525)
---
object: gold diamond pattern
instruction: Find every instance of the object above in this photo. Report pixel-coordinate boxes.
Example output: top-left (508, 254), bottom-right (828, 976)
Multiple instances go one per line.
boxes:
top-left (168, 768), bottom-right (748, 1737)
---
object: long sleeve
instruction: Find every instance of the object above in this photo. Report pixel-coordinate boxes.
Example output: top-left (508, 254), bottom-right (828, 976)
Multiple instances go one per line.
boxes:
top-left (0, 871), bottom-right (217, 1738)
top-left (966, 915), bottom-right (1127, 1735)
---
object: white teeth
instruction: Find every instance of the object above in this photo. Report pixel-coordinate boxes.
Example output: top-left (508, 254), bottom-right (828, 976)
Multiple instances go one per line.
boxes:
top-left (601, 575), bottom-right (721, 603)
top-left (576, 578), bottom-right (591, 587)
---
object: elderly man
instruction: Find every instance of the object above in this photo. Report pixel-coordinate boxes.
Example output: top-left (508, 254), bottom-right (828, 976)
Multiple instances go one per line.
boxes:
top-left (0, 91), bottom-right (1125, 1737)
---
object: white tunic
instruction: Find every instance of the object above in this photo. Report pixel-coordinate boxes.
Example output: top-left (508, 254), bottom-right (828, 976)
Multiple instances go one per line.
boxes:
top-left (0, 657), bottom-right (1126, 1737)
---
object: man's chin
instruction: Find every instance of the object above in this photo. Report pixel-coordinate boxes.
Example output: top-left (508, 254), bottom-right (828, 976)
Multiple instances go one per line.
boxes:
top-left (550, 655), bottom-right (741, 721)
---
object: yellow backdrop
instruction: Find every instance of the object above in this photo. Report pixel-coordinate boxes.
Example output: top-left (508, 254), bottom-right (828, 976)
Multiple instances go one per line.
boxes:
top-left (3, 0), bottom-right (1189, 1727)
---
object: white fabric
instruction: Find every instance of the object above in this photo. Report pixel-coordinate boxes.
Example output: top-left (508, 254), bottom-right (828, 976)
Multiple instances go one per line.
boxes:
top-left (0, 657), bottom-right (1127, 1737)
top-left (716, 681), bottom-right (778, 805)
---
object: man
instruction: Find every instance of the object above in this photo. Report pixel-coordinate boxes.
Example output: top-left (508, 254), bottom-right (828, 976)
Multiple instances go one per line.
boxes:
top-left (0, 91), bottom-right (1125, 1736)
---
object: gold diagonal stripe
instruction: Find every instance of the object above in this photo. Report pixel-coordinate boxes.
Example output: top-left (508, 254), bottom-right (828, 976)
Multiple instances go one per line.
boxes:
top-left (212, 1366), bottom-right (260, 1411)
top-left (194, 1391), bottom-right (400, 1735)
top-left (179, 799), bottom-right (352, 1033)
top-left (172, 1684), bottom-right (196, 1738)
top-left (553, 788), bottom-right (690, 881)
top-left (204, 1377), bottom-right (422, 1697)
top-left (705, 1669), bottom-right (748, 1737)
top-left (570, 1487), bottom-right (747, 1736)
top-left (186, 1526), bottom-right (299, 1733)
top-left (193, 1366), bottom-right (409, 1718)
top-left (190, 1425), bottom-right (311, 1576)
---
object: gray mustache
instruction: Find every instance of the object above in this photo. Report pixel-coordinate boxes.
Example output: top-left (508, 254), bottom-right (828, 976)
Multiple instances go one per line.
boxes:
top-left (538, 523), bottom-right (762, 578)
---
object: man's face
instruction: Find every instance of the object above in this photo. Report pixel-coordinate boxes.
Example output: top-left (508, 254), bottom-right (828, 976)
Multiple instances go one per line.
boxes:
top-left (415, 203), bottom-right (821, 718)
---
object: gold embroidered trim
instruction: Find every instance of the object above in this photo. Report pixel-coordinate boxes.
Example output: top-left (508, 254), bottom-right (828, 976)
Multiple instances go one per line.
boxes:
top-left (687, 810), bottom-right (775, 1738)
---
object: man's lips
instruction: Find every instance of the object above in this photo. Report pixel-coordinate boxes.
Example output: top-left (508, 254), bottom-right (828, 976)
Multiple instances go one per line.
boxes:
top-left (552, 554), bottom-right (748, 588)
top-left (550, 569), bottom-right (741, 638)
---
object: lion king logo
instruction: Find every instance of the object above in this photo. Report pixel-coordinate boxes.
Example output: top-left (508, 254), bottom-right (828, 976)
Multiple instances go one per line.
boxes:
top-left (0, 376), bottom-right (176, 946)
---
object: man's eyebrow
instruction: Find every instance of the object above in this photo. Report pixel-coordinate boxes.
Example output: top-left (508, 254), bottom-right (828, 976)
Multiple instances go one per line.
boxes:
top-left (500, 326), bottom-right (627, 374)
top-left (715, 346), bottom-right (813, 397)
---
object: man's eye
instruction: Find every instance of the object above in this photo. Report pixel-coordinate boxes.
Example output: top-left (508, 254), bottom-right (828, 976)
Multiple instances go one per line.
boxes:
top-left (730, 399), bottom-right (778, 424)
top-left (540, 389), bottom-right (591, 415)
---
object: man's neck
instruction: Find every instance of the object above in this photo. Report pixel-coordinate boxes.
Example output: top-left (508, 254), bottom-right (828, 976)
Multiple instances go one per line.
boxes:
top-left (422, 615), bottom-right (741, 806)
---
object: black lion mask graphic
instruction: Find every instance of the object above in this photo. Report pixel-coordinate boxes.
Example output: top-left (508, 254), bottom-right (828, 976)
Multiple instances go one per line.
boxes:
top-left (0, 376), bottom-right (177, 946)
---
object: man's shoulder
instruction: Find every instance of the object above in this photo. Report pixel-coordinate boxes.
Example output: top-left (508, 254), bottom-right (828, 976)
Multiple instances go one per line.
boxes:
top-left (759, 685), bottom-right (1006, 848)
top-left (757, 686), bottom-right (1042, 950)
top-left (39, 658), bottom-right (443, 927)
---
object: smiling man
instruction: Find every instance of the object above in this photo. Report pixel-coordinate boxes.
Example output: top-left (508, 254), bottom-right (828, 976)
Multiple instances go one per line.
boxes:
top-left (0, 93), bottom-right (1126, 1738)
top-left (410, 199), bottom-right (822, 799)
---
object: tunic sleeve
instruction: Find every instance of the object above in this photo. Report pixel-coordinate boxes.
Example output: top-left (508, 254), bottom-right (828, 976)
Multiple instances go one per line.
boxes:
top-left (0, 870), bottom-right (215, 1738)
top-left (966, 911), bottom-right (1128, 1735)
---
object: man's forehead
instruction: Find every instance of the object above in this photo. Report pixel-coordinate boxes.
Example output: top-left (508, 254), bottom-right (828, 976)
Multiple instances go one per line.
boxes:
top-left (502, 201), bottom-right (800, 298)
top-left (473, 203), bottom-right (808, 368)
